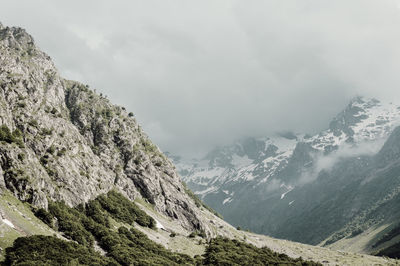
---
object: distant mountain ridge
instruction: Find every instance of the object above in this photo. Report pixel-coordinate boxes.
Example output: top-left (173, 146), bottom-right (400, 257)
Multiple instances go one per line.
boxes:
top-left (172, 96), bottom-right (400, 256)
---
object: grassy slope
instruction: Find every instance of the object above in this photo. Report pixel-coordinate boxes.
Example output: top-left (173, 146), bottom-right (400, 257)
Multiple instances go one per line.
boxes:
top-left (135, 199), bottom-right (399, 265)
top-left (0, 190), bottom-right (398, 265)
top-left (0, 190), bottom-right (58, 260)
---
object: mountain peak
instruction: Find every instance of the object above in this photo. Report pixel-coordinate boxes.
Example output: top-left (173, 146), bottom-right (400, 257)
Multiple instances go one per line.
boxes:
top-left (0, 22), bottom-right (216, 235)
top-left (0, 24), bottom-right (35, 51)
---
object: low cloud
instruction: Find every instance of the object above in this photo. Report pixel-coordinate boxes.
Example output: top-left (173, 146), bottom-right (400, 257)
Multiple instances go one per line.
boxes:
top-left (298, 138), bottom-right (387, 185)
top-left (2, 1), bottom-right (400, 155)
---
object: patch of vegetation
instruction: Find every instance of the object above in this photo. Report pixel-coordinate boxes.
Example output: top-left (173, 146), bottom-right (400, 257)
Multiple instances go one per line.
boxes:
top-left (28, 119), bottom-right (38, 128)
top-left (373, 223), bottom-right (400, 248)
top-left (17, 153), bottom-right (25, 161)
top-left (29, 192), bottom-right (194, 265)
top-left (95, 226), bottom-right (193, 265)
top-left (101, 108), bottom-right (114, 120)
top-left (0, 125), bottom-right (24, 148)
top-left (35, 191), bottom-right (156, 243)
top-left (4, 168), bottom-right (27, 182)
top-left (34, 208), bottom-right (54, 227)
top-left (2, 235), bottom-right (116, 265)
top-left (57, 147), bottom-right (67, 157)
top-left (376, 241), bottom-right (400, 259)
top-left (47, 145), bottom-right (56, 154)
top-left (47, 201), bottom-right (95, 247)
top-left (94, 190), bottom-right (156, 228)
top-left (141, 137), bottom-right (158, 153)
top-left (188, 230), bottom-right (206, 239)
top-left (41, 127), bottom-right (53, 136)
top-left (5, 191), bottom-right (322, 265)
top-left (201, 237), bottom-right (321, 266)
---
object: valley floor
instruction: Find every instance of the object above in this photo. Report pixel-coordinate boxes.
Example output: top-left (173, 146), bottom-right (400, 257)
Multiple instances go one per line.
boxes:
top-left (134, 199), bottom-right (399, 266)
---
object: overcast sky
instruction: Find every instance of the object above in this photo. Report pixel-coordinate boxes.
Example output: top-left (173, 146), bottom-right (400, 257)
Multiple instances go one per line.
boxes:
top-left (2, 0), bottom-right (400, 156)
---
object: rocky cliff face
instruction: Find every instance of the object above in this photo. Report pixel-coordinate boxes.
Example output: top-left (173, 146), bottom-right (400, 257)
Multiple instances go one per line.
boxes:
top-left (0, 23), bottom-right (211, 233)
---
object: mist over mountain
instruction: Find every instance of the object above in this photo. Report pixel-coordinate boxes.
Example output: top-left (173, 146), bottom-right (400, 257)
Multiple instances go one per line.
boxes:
top-left (173, 97), bottom-right (400, 257)
top-left (3, 1), bottom-right (400, 155)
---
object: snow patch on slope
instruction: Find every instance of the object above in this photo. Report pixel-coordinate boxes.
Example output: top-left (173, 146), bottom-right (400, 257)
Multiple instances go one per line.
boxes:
top-left (2, 218), bottom-right (15, 228)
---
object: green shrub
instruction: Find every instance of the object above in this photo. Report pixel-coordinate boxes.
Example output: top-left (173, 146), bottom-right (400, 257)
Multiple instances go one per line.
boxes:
top-left (32, 192), bottom-right (194, 266)
top-left (41, 127), bottom-right (53, 136)
top-left (3, 235), bottom-right (115, 265)
top-left (101, 108), bottom-right (113, 120)
top-left (188, 230), bottom-right (206, 239)
top-left (40, 155), bottom-right (49, 165)
top-left (47, 145), bottom-right (56, 154)
top-left (0, 125), bottom-right (24, 148)
top-left (141, 138), bottom-right (157, 153)
top-left (94, 190), bottom-right (156, 228)
top-left (202, 237), bottom-right (321, 266)
top-left (34, 208), bottom-right (54, 227)
top-left (17, 153), bottom-right (25, 161)
top-left (57, 147), bottom-right (67, 157)
top-left (28, 119), bottom-right (39, 128)
top-left (47, 201), bottom-right (94, 247)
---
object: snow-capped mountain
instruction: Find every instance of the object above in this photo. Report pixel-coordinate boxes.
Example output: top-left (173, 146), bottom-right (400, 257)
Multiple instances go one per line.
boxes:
top-left (169, 96), bottom-right (400, 254)
top-left (173, 97), bottom-right (400, 203)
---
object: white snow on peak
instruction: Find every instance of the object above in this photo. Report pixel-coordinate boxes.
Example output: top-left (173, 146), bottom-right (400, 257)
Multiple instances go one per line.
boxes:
top-left (174, 97), bottom-right (400, 203)
top-left (265, 136), bottom-right (298, 152)
top-left (307, 98), bottom-right (400, 151)
top-left (186, 167), bottom-right (226, 185)
top-left (350, 99), bottom-right (400, 142)
top-left (231, 154), bottom-right (253, 168)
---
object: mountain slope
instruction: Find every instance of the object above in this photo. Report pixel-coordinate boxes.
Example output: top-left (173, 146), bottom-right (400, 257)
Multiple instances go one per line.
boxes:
top-left (0, 22), bottom-right (214, 234)
top-left (0, 22), bottom-right (397, 265)
top-left (175, 97), bottom-right (400, 257)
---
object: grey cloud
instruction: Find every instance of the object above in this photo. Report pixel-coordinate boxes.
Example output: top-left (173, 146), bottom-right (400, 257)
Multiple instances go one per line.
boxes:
top-left (2, 0), bottom-right (400, 156)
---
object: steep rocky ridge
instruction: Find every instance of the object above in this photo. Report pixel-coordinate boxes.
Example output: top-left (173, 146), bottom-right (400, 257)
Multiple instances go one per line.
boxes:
top-left (0, 22), bottom-right (210, 234)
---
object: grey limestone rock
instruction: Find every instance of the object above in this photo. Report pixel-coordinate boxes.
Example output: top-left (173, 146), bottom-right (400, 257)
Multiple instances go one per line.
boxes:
top-left (0, 23), bottom-right (212, 234)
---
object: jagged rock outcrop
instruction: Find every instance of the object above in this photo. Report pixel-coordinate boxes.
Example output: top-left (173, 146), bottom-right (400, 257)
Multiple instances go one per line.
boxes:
top-left (0, 23), bottom-right (210, 233)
